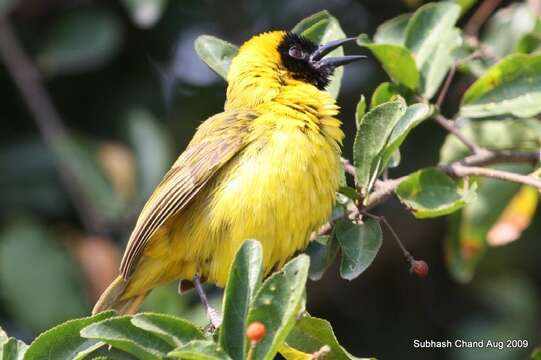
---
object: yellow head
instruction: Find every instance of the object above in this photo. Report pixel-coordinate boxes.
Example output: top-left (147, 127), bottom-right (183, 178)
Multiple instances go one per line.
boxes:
top-left (226, 31), bottom-right (364, 109)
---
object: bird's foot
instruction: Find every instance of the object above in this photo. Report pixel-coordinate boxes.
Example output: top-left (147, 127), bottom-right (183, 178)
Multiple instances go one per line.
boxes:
top-left (206, 305), bottom-right (223, 330)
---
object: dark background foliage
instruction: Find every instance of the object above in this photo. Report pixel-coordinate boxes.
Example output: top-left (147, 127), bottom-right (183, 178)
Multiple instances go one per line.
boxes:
top-left (0, 0), bottom-right (539, 359)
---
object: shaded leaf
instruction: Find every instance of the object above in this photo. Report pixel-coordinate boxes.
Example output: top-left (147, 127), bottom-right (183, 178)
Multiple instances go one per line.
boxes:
top-left (404, 2), bottom-right (460, 70)
top-left (373, 13), bottom-right (411, 45)
top-left (168, 340), bottom-right (231, 360)
top-left (284, 316), bottom-right (372, 360)
top-left (439, 118), bottom-right (541, 163)
top-left (461, 53), bottom-right (541, 118)
top-left (121, 0), bottom-right (168, 28)
top-left (131, 313), bottom-right (204, 348)
top-left (24, 311), bottom-right (115, 360)
top-left (335, 219), bottom-right (383, 280)
top-left (219, 240), bottom-right (263, 360)
top-left (357, 35), bottom-right (419, 90)
top-left (81, 316), bottom-right (173, 359)
top-left (293, 11), bottom-right (346, 99)
top-left (306, 235), bottom-right (339, 281)
top-left (246, 255), bottom-right (310, 360)
top-left (195, 35), bottom-right (239, 80)
top-left (0, 218), bottom-right (88, 332)
top-left (37, 10), bottom-right (122, 75)
top-left (396, 168), bottom-right (476, 218)
top-left (2, 338), bottom-right (28, 360)
top-left (353, 99), bottom-right (407, 197)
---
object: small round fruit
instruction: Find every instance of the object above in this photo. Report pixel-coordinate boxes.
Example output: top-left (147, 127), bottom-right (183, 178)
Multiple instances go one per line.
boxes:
top-left (246, 321), bottom-right (267, 342)
top-left (410, 260), bottom-right (429, 277)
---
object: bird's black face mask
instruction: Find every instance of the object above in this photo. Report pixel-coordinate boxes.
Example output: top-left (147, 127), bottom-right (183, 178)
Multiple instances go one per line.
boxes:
top-left (277, 33), bottom-right (365, 90)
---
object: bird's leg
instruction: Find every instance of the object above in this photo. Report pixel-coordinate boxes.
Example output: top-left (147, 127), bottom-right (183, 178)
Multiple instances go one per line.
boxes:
top-left (192, 275), bottom-right (222, 329)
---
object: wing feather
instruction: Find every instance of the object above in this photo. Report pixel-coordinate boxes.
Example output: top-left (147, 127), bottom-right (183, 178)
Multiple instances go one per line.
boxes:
top-left (119, 110), bottom-right (258, 279)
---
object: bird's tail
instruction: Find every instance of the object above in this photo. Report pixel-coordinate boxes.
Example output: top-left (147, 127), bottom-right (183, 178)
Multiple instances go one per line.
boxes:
top-left (92, 275), bottom-right (149, 315)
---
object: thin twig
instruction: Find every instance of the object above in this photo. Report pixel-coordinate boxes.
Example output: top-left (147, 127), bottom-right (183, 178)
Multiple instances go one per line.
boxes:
top-left (436, 64), bottom-right (457, 109)
top-left (442, 164), bottom-right (541, 189)
top-left (432, 114), bottom-right (486, 155)
top-left (464, 0), bottom-right (504, 37)
top-left (0, 17), bottom-right (102, 232)
top-left (341, 158), bottom-right (356, 177)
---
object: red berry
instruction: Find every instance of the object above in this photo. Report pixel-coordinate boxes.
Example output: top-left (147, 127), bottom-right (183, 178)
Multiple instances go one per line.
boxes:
top-left (246, 321), bottom-right (266, 342)
top-left (410, 260), bottom-right (429, 277)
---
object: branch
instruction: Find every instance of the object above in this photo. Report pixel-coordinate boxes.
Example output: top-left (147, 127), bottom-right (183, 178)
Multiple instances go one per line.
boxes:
top-left (464, 0), bottom-right (504, 37)
top-left (0, 17), bottom-right (103, 232)
top-left (442, 164), bottom-right (541, 189)
top-left (432, 114), bottom-right (486, 155)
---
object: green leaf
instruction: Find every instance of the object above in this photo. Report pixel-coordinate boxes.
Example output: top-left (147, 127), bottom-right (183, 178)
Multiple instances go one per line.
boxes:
top-left (445, 164), bottom-right (531, 282)
top-left (461, 53), bottom-right (541, 118)
top-left (131, 313), bottom-right (204, 348)
top-left (121, 0), bottom-right (168, 28)
top-left (439, 118), bottom-right (541, 163)
top-left (531, 347), bottom-right (541, 360)
top-left (293, 11), bottom-right (346, 99)
top-left (0, 327), bottom-right (7, 348)
top-left (369, 82), bottom-right (404, 108)
top-left (37, 10), bottom-right (122, 75)
top-left (80, 316), bottom-right (173, 359)
top-left (516, 32), bottom-right (541, 54)
top-left (126, 109), bottom-right (172, 199)
top-left (168, 340), bottom-right (231, 360)
top-left (404, 2), bottom-right (461, 70)
top-left (335, 219), bottom-right (382, 280)
top-left (353, 99), bottom-right (407, 197)
top-left (219, 240), bottom-right (263, 360)
top-left (373, 13), bottom-right (411, 45)
top-left (306, 235), bottom-right (339, 281)
top-left (355, 95), bottom-right (366, 130)
top-left (357, 35), bottom-right (419, 90)
top-left (418, 28), bottom-right (462, 98)
top-left (246, 255), bottom-right (310, 360)
top-left (0, 218), bottom-right (88, 332)
top-left (2, 338), bottom-right (28, 360)
top-left (396, 168), bottom-right (476, 218)
top-left (284, 316), bottom-right (372, 360)
top-left (23, 311), bottom-right (115, 360)
top-left (194, 35), bottom-right (239, 80)
top-left (51, 134), bottom-right (122, 221)
top-left (378, 103), bottom-right (432, 172)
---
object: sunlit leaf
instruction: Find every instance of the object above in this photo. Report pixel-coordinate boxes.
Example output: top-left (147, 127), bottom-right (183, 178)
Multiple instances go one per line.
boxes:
top-left (396, 168), bottom-right (476, 218)
top-left (194, 35), bottom-right (239, 80)
top-left (335, 219), bottom-right (383, 280)
top-left (37, 10), bottom-right (122, 75)
top-left (373, 14), bottom-right (411, 45)
top-left (168, 340), bottom-right (231, 360)
top-left (461, 53), bottom-right (541, 118)
top-left (355, 95), bottom-right (366, 130)
top-left (131, 313), bottom-right (204, 348)
top-left (1, 338), bottom-right (27, 360)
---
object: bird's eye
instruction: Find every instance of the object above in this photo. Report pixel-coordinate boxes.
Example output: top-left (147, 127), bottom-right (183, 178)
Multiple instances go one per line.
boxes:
top-left (288, 46), bottom-right (304, 59)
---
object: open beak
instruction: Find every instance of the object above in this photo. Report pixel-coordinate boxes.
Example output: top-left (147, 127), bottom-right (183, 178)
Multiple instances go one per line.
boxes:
top-left (310, 37), bottom-right (366, 70)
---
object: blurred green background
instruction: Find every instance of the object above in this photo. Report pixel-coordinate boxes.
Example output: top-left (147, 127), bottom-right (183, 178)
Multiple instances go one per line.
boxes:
top-left (0, 0), bottom-right (539, 359)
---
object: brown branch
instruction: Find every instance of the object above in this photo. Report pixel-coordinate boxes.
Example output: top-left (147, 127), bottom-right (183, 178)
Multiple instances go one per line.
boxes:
top-left (341, 157), bottom-right (356, 177)
top-left (0, 17), bottom-right (103, 232)
top-left (464, 0), bottom-right (504, 37)
top-left (432, 114), bottom-right (486, 155)
top-left (442, 164), bottom-right (541, 189)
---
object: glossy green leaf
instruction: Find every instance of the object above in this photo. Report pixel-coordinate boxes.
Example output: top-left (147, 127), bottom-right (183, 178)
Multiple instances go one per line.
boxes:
top-left (404, 2), bottom-right (460, 70)
top-left (195, 35), bottom-right (239, 80)
top-left (37, 10), bottom-right (122, 75)
top-left (284, 316), bottom-right (372, 360)
top-left (246, 255), bottom-right (310, 360)
top-left (81, 316), bottom-right (173, 359)
top-left (306, 235), bottom-right (339, 281)
top-left (439, 118), bottom-right (541, 163)
top-left (335, 219), bottom-right (382, 280)
top-left (1, 338), bottom-right (28, 360)
top-left (396, 168), bottom-right (476, 218)
top-left (461, 53), bottom-right (541, 118)
top-left (168, 340), bottom-right (231, 360)
top-left (219, 240), bottom-right (263, 360)
top-left (370, 82), bottom-right (403, 108)
top-left (293, 11), bottom-right (346, 99)
top-left (126, 108), bottom-right (172, 199)
top-left (121, 0), bottom-right (168, 28)
top-left (418, 28), bottom-right (462, 98)
top-left (353, 99), bottom-right (407, 197)
top-left (355, 95), bottom-right (366, 130)
top-left (23, 311), bottom-right (114, 360)
top-left (0, 218), bottom-right (87, 332)
top-left (357, 35), bottom-right (419, 90)
top-left (445, 165), bottom-right (530, 282)
top-left (373, 13), bottom-right (411, 45)
top-left (378, 103), bottom-right (432, 173)
top-left (131, 313), bottom-right (204, 348)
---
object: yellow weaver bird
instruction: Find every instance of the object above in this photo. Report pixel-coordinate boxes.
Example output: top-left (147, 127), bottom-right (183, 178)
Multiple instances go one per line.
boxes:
top-left (93, 30), bottom-right (364, 325)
